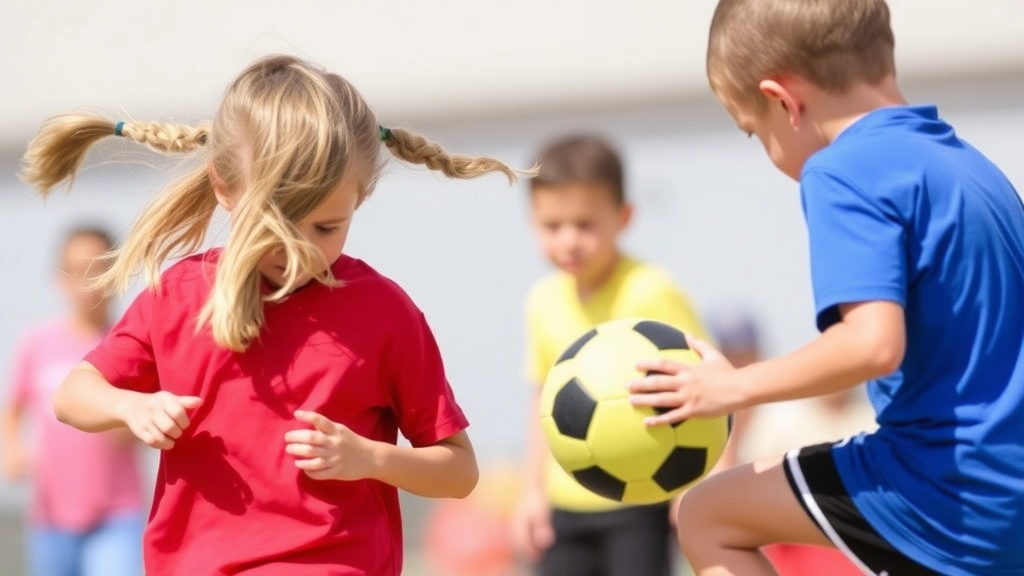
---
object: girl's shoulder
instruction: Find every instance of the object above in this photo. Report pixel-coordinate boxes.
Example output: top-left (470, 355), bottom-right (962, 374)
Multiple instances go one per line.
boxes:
top-left (332, 255), bottom-right (425, 319)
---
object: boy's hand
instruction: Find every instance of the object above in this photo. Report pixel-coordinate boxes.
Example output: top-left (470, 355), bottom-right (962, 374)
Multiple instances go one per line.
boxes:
top-left (118, 391), bottom-right (202, 450)
top-left (511, 489), bottom-right (555, 562)
top-left (284, 410), bottom-right (375, 481)
top-left (629, 335), bottom-right (744, 425)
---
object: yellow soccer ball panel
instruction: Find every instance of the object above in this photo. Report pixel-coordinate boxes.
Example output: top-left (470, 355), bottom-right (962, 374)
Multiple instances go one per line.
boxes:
top-left (541, 415), bottom-right (594, 472)
top-left (585, 398), bottom-right (674, 481)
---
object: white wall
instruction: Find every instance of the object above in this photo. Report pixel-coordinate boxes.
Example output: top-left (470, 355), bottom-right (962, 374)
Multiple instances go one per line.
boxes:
top-left (2, 0), bottom-right (1023, 151)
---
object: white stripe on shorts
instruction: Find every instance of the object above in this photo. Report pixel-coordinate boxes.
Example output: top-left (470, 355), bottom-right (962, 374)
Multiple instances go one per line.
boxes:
top-left (785, 448), bottom-right (884, 576)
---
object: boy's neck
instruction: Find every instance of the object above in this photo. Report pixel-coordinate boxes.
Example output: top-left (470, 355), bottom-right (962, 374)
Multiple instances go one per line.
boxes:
top-left (814, 75), bottom-right (908, 143)
top-left (575, 252), bottom-right (622, 301)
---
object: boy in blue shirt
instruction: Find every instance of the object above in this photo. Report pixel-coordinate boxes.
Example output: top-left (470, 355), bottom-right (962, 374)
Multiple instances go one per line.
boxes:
top-left (628, 1), bottom-right (1024, 574)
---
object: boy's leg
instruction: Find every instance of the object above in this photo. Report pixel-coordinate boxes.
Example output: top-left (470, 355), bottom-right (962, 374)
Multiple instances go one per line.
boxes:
top-left (602, 504), bottom-right (674, 576)
top-left (679, 442), bottom-right (937, 576)
top-left (80, 512), bottom-right (144, 576)
top-left (539, 509), bottom-right (603, 576)
top-left (677, 454), bottom-right (833, 576)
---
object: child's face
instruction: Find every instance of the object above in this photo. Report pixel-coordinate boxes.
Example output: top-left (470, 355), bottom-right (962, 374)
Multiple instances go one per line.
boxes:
top-left (59, 234), bottom-right (112, 314)
top-left (719, 90), bottom-right (824, 181)
top-left (257, 171), bottom-right (363, 290)
top-left (530, 183), bottom-right (630, 283)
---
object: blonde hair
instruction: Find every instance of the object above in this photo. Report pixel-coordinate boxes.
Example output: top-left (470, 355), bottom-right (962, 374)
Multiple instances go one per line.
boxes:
top-left (21, 54), bottom-right (525, 352)
top-left (707, 0), bottom-right (896, 110)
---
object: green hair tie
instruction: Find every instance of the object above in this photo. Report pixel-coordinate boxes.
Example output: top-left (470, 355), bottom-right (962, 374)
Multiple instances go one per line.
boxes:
top-left (378, 125), bottom-right (392, 142)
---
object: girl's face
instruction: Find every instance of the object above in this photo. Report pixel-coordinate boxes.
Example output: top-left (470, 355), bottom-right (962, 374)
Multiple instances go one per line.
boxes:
top-left (257, 170), bottom-right (363, 290)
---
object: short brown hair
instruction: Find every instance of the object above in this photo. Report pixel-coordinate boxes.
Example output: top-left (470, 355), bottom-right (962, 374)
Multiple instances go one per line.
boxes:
top-left (530, 135), bottom-right (625, 205)
top-left (707, 0), bottom-right (895, 109)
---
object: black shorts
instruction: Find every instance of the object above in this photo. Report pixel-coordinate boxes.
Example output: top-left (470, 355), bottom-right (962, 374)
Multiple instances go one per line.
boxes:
top-left (540, 504), bottom-right (674, 576)
top-left (783, 442), bottom-right (939, 576)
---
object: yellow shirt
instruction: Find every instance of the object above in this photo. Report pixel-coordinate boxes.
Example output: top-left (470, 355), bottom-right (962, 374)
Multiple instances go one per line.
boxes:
top-left (524, 256), bottom-right (708, 512)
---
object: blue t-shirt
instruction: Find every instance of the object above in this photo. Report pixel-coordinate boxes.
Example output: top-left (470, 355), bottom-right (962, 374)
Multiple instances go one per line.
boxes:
top-left (801, 105), bottom-right (1024, 575)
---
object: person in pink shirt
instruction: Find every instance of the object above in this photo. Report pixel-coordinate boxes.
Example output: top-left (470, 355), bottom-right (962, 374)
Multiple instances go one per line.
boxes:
top-left (1, 226), bottom-right (145, 576)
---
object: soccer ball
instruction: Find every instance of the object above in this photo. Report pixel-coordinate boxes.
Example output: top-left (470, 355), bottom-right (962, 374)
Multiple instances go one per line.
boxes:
top-left (539, 318), bottom-right (731, 505)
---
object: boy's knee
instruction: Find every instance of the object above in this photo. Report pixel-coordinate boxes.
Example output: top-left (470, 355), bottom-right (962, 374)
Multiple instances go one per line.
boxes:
top-left (675, 482), bottom-right (718, 546)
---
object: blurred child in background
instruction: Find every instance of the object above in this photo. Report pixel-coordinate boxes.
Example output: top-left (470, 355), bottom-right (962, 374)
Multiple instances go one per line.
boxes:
top-left (1, 226), bottom-right (144, 576)
top-left (512, 135), bottom-right (708, 576)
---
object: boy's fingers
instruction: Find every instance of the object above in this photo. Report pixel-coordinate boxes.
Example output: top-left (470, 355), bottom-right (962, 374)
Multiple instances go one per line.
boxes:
top-left (629, 391), bottom-right (680, 408)
top-left (644, 407), bottom-right (690, 427)
top-left (628, 374), bottom-right (680, 393)
top-left (636, 358), bottom-right (684, 375)
top-left (687, 335), bottom-right (725, 362)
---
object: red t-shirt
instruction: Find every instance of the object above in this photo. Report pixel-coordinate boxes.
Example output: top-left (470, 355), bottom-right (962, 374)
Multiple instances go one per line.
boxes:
top-left (85, 250), bottom-right (469, 576)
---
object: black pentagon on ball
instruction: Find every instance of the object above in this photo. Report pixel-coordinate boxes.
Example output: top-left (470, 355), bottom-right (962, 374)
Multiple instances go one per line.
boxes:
top-left (554, 328), bottom-right (598, 365)
top-left (551, 377), bottom-right (597, 440)
top-left (572, 466), bottom-right (626, 501)
top-left (652, 446), bottom-right (708, 492)
top-left (632, 320), bottom-right (689, 351)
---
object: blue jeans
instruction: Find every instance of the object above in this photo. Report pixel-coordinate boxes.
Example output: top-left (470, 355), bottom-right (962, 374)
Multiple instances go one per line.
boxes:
top-left (29, 512), bottom-right (144, 576)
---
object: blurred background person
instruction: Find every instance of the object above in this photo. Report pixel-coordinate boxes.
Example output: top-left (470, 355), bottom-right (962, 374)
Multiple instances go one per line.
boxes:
top-left (512, 134), bottom-right (708, 576)
top-left (1, 226), bottom-right (145, 576)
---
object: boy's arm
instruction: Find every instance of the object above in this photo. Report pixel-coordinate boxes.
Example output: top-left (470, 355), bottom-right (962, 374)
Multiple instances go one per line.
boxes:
top-left (737, 300), bottom-right (903, 406)
top-left (634, 300), bottom-right (902, 424)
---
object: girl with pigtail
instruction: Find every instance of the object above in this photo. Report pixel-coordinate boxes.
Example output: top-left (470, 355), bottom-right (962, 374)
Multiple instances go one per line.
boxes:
top-left (20, 54), bottom-right (524, 576)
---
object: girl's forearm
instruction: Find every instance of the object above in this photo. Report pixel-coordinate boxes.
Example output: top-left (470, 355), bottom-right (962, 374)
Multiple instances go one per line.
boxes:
top-left (368, 431), bottom-right (478, 498)
top-left (53, 362), bottom-right (139, 432)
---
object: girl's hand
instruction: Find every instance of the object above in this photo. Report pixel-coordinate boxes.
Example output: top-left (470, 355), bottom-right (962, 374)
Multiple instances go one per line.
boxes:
top-left (284, 410), bottom-right (376, 481)
top-left (118, 391), bottom-right (202, 450)
top-left (628, 335), bottom-right (745, 425)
